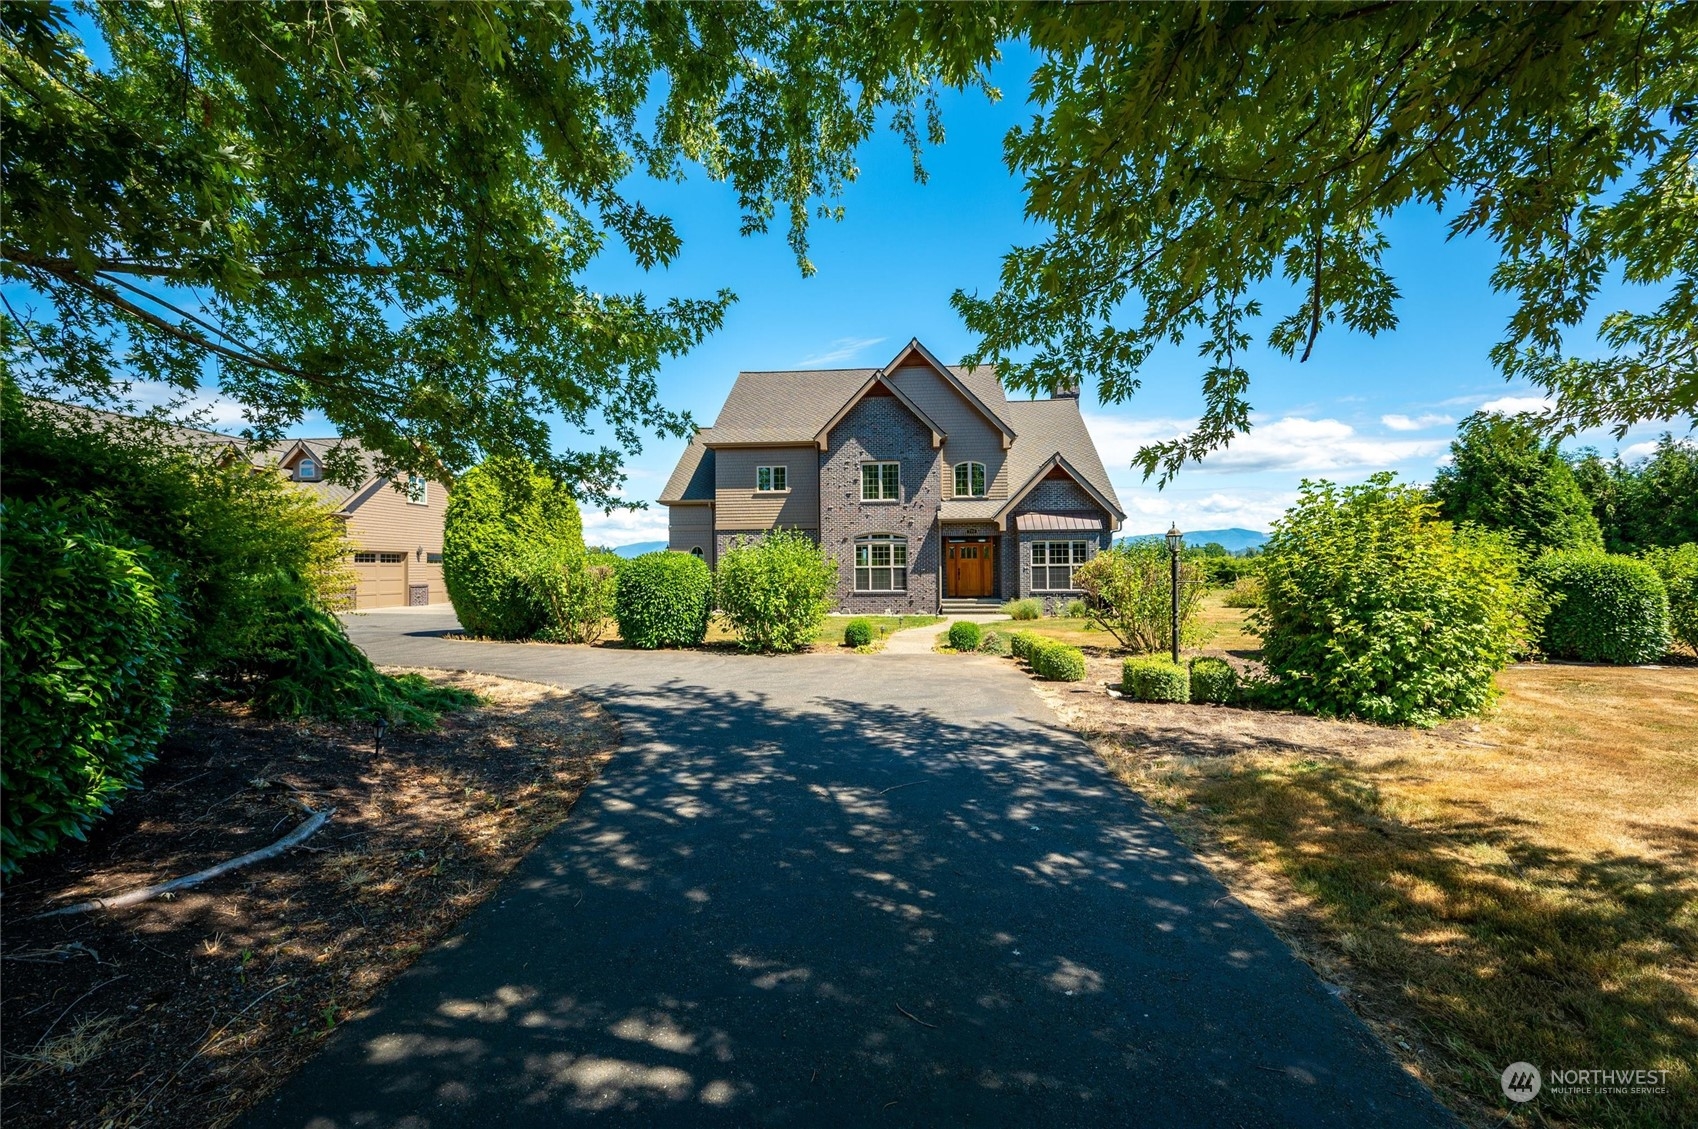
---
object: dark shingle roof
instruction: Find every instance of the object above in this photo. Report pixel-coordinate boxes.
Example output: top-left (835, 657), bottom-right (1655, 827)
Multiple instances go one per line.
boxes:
top-left (1001, 398), bottom-right (1123, 518)
top-left (658, 430), bottom-right (716, 503)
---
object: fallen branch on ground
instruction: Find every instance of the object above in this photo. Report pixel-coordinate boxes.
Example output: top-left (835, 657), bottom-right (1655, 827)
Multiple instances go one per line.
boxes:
top-left (29, 808), bottom-right (336, 919)
top-left (894, 1003), bottom-right (937, 1028)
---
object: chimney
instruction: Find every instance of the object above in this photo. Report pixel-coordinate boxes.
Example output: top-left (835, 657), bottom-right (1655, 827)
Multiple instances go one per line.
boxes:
top-left (1051, 378), bottom-right (1080, 400)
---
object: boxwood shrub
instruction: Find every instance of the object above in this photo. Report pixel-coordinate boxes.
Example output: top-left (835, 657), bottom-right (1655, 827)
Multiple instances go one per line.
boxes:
top-left (947, 620), bottom-right (983, 651)
top-left (443, 456), bottom-right (584, 640)
top-left (1529, 551), bottom-right (1671, 663)
top-left (1122, 657), bottom-right (1189, 702)
top-left (1031, 640), bottom-right (1088, 681)
top-left (715, 530), bottom-right (835, 653)
top-left (1010, 630), bottom-right (1042, 661)
top-left (843, 618), bottom-right (875, 648)
top-left (1, 500), bottom-right (185, 877)
top-left (1188, 657), bottom-right (1238, 704)
top-left (615, 551), bottom-right (712, 648)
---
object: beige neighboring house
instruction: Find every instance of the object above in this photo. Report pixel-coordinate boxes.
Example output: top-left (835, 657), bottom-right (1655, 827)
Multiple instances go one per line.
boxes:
top-left (254, 438), bottom-right (449, 609)
top-left (33, 400), bottom-right (448, 608)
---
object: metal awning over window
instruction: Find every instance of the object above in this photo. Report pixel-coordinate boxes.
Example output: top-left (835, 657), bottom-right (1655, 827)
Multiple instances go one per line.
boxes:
top-left (1014, 512), bottom-right (1104, 532)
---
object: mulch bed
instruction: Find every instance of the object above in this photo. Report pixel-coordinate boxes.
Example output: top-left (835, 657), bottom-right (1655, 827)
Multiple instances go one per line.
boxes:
top-left (0, 668), bottom-right (618, 1129)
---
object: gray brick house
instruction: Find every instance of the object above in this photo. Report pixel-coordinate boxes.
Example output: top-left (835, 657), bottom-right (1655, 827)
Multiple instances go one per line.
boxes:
top-left (658, 339), bottom-right (1125, 612)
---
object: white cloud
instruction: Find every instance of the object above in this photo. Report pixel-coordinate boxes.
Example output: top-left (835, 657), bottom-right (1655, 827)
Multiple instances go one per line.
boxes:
top-left (1086, 412), bottom-right (1449, 476)
top-left (1380, 412), bottom-right (1454, 432)
top-left (1478, 395), bottom-right (1554, 416)
top-left (581, 504), bottom-right (670, 550)
top-left (795, 336), bottom-right (887, 367)
top-left (125, 381), bottom-right (256, 432)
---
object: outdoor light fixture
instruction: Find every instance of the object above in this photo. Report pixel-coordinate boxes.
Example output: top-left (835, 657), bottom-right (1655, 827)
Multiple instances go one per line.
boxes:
top-left (374, 715), bottom-right (388, 754)
top-left (1166, 524), bottom-right (1183, 666)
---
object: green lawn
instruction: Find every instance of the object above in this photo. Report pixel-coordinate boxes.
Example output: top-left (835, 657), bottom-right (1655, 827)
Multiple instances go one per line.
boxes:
top-left (700, 614), bottom-right (942, 648)
top-left (1000, 591), bottom-right (1262, 657)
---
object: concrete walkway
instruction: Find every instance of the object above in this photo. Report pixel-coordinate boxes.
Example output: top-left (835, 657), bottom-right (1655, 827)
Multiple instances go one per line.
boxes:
top-left (880, 614), bottom-right (1008, 655)
top-left (244, 609), bottom-right (1452, 1129)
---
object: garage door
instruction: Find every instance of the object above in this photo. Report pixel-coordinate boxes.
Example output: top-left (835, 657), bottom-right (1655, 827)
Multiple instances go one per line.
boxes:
top-left (352, 551), bottom-right (408, 608)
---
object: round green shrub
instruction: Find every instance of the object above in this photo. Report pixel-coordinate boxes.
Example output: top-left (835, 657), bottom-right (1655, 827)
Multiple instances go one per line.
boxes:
top-left (1256, 473), bottom-right (1529, 725)
top-left (844, 618), bottom-right (875, 648)
top-left (1122, 656), bottom-right (1189, 702)
top-left (947, 620), bottom-right (983, 651)
top-left (1002, 598), bottom-right (1043, 620)
top-left (443, 457), bottom-right (584, 640)
top-left (715, 530), bottom-right (836, 653)
top-left (1, 500), bottom-right (186, 877)
top-left (977, 630), bottom-right (1012, 657)
top-left (1642, 543), bottom-right (1697, 655)
top-left (1010, 630), bottom-right (1041, 661)
top-left (614, 551), bottom-right (712, 648)
top-left (1063, 598), bottom-right (1089, 618)
top-left (1529, 551), bottom-right (1671, 663)
top-left (1188, 656), bottom-right (1238, 704)
top-left (1032, 641), bottom-right (1088, 682)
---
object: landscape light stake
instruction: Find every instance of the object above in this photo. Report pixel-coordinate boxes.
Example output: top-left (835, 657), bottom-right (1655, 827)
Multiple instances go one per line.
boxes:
top-left (1166, 524), bottom-right (1183, 666)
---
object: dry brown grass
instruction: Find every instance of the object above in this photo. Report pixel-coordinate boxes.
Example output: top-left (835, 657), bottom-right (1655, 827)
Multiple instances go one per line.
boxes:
top-left (1004, 590), bottom-right (1263, 656)
top-left (1037, 658), bottom-right (1698, 1128)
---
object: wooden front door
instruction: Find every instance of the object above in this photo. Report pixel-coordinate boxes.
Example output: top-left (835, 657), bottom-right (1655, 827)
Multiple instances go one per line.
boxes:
top-left (946, 539), bottom-right (996, 598)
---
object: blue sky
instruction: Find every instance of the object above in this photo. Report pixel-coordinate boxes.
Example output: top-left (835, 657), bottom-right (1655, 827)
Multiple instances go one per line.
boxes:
top-left (32, 34), bottom-right (1677, 546)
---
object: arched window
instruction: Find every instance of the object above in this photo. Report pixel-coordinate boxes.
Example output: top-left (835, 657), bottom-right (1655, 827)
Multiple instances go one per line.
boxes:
top-left (297, 457), bottom-right (317, 480)
top-left (854, 534), bottom-right (908, 592)
top-left (953, 461), bottom-right (986, 497)
top-left (690, 546), bottom-right (704, 559)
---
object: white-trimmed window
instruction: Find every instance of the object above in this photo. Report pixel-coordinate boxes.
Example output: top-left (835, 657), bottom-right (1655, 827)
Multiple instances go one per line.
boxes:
top-left (407, 474), bottom-right (429, 505)
top-left (861, 461), bottom-right (900, 501)
top-left (953, 461), bottom-right (986, 497)
top-left (297, 457), bottom-right (317, 480)
top-left (353, 551), bottom-right (378, 564)
top-left (756, 465), bottom-right (788, 492)
top-left (854, 534), bottom-right (908, 592)
top-left (1032, 540), bottom-right (1089, 591)
top-left (378, 551), bottom-right (407, 564)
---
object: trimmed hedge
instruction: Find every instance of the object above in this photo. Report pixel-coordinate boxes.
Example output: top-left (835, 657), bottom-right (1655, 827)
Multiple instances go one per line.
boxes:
top-left (947, 621), bottom-right (983, 651)
top-left (1030, 639), bottom-right (1088, 681)
top-left (614, 551), bottom-right (712, 648)
top-left (443, 457), bottom-right (585, 640)
top-left (1189, 657), bottom-right (1238, 704)
top-left (1122, 656), bottom-right (1189, 702)
top-left (1009, 630), bottom-right (1042, 661)
top-left (1, 500), bottom-right (185, 877)
top-left (715, 530), bottom-right (835, 653)
top-left (1529, 551), bottom-right (1671, 663)
top-left (844, 618), bottom-right (875, 647)
top-left (977, 630), bottom-right (1012, 657)
top-left (1643, 543), bottom-right (1697, 654)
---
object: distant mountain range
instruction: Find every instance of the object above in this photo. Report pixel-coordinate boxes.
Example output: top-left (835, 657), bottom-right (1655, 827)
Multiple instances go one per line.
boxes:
top-left (1120, 527), bottom-right (1267, 553)
top-left (607, 540), bottom-right (667, 558)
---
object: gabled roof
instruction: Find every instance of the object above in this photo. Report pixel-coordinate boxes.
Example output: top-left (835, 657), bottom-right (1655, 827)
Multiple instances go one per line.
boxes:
top-left (815, 372), bottom-right (946, 450)
top-left (250, 437), bottom-right (380, 509)
top-left (880, 338), bottom-right (1016, 446)
top-left (658, 429), bottom-right (717, 503)
top-left (998, 450), bottom-right (1125, 528)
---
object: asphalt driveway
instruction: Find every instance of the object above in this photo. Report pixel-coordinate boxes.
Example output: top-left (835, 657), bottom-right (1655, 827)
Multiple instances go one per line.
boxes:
top-left (244, 609), bottom-right (1452, 1128)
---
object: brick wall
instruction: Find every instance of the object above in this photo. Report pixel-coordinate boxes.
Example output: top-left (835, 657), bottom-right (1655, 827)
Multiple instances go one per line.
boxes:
top-left (1009, 476), bottom-right (1112, 609)
top-left (819, 395), bottom-right (943, 612)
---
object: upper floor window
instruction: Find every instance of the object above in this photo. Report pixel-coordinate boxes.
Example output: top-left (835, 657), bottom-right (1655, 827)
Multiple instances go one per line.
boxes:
top-left (407, 474), bottom-right (429, 505)
top-left (756, 465), bottom-right (788, 492)
top-left (297, 457), bottom-right (317, 480)
top-left (854, 534), bottom-right (908, 591)
top-left (1032, 540), bottom-right (1090, 591)
top-left (861, 461), bottom-right (900, 502)
top-left (953, 461), bottom-right (986, 498)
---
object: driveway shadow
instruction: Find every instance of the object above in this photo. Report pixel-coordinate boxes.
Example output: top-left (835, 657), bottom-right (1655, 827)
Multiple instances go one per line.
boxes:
top-left (245, 662), bottom-right (1451, 1128)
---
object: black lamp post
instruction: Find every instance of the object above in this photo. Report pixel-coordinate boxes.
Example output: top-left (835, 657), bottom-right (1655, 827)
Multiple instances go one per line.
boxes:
top-left (1165, 524), bottom-right (1183, 666)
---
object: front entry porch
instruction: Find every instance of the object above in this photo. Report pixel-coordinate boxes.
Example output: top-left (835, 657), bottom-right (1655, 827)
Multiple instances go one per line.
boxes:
top-left (944, 536), bottom-right (998, 600)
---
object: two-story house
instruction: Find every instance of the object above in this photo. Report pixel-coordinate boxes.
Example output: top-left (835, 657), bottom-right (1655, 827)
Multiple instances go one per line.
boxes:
top-left (659, 338), bottom-right (1125, 612)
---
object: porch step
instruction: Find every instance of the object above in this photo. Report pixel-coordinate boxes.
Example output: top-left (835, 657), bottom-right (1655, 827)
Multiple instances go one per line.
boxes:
top-left (939, 598), bottom-right (1005, 615)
